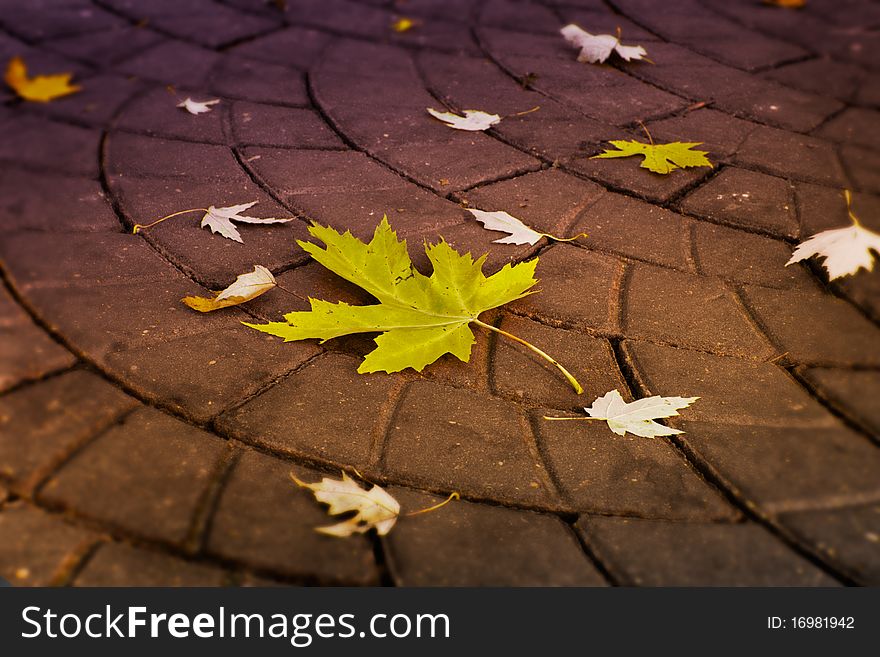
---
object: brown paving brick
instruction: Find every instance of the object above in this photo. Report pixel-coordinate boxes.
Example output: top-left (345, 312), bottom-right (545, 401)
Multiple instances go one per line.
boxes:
top-left (217, 354), bottom-right (401, 470)
top-left (0, 168), bottom-right (119, 233)
top-left (679, 422), bottom-right (880, 513)
top-left (39, 407), bottom-right (227, 545)
top-left (478, 0), bottom-right (560, 34)
top-left (623, 264), bottom-right (775, 359)
top-left (536, 409), bottom-right (734, 520)
top-left (509, 244), bottom-right (621, 334)
top-left (763, 59), bottom-right (865, 104)
top-left (47, 27), bottom-right (164, 67)
top-left (74, 543), bottom-right (228, 587)
top-left (691, 222), bottom-right (817, 290)
top-left (0, 371), bottom-right (137, 495)
top-left (206, 450), bottom-right (379, 584)
top-left (740, 285), bottom-right (880, 367)
top-left (836, 274), bottom-right (880, 324)
top-left (229, 27), bottom-right (331, 70)
top-left (796, 184), bottom-right (880, 236)
top-left (490, 314), bottom-right (627, 410)
top-left (231, 102), bottom-right (345, 149)
top-left (148, 8), bottom-right (278, 48)
top-left (115, 86), bottom-right (226, 144)
top-left (648, 109), bottom-right (758, 161)
top-left (0, 503), bottom-right (98, 587)
top-left (0, 112), bottom-right (99, 177)
top-left (621, 340), bottom-right (835, 427)
top-left (841, 144), bottom-right (880, 194)
top-left (3, 4), bottom-right (126, 41)
top-left (105, 132), bottom-right (240, 181)
top-left (571, 193), bottom-right (693, 270)
top-left (25, 74), bottom-right (143, 127)
top-left (287, 0), bottom-right (391, 39)
top-left (385, 487), bottom-right (606, 586)
top-left (117, 40), bottom-right (222, 87)
top-left (577, 516), bottom-right (839, 586)
top-left (680, 167), bottom-right (798, 239)
top-left (210, 56), bottom-right (309, 106)
top-left (734, 126), bottom-right (846, 188)
top-left (780, 504), bottom-right (880, 585)
top-left (0, 287), bottom-right (74, 393)
top-left (802, 368), bottom-right (880, 436)
top-left (390, 17), bottom-right (481, 55)
top-left (383, 380), bottom-right (563, 509)
top-left (816, 107), bottom-right (880, 152)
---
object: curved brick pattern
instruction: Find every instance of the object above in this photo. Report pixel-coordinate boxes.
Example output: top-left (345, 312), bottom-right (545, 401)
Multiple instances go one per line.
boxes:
top-left (577, 516), bottom-right (838, 586)
top-left (1, 0), bottom-right (878, 586)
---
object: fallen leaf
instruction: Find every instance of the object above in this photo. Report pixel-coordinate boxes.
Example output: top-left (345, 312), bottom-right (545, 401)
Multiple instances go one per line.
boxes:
top-left (763, 0), bottom-right (805, 8)
top-left (561, 24), bottom-right (648, 64)
top-left (4, 56), bottom-right (80, 102)
top-left (468, 209), bottom-right (586, 245)
top-left (545, 390), bottom-right (698, 437)
top-left (177, 97), bottom-right (220, 115)
top-left (787, 190), bottom-right (880, 280)
top-left (592, 139), bottom-right (712, 174)
top-left (181, 265), bottom-right (276, 312)
top-left (427, 107), bottom-right (500, 131)
top-left (201, 201), bottom-right (296, 243)
top-left (245, 216), bottom-right (583, 392)
top-left (292, 472), bottom-right (400, 537)
top-left (391, 17), bottom-right (419, 32)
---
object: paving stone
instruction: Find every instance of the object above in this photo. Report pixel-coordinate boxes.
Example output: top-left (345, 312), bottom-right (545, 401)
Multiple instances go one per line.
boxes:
top-left (0, 112), bottom-right (99, 177)
top-left (115, 86), bottom-right (226, 144)
top-left (117, 40), bottom-right (222, 87)
top-left (477, 0), bottom-right (560, 34)
top-left (571, 192), bottom-right (693, 270)
top-left (287, 0), bottom-right (391, 39)
top-left (74, 542), bottom-right (228, 587)
top-left (383, 380), bottom-right (563, 509)
top-left (648, 108), bottom-right (758, 161)
top-left (25, 74), bottom-right (143, 127)
top-left (508, 244), bottom-right (621, 335)
top-left (623, 263), bottom-right (775, 359)
top-left (0, 4), bottom-right (126, 41)
top-left (105, 132), bottom-right (241, 181)
top-left (780, 504), bottom-right (880, 585)
top-left (390, 16), bottom-right (481, 55)
top-left (206, 449), bottom-right (380, 584)
top-left (209, 56), bottom-right (309, 106)
top-left (734, 125), bottom-right (846, 187)
top-left (796, 184), bottom-right (880, 236)
top-left (536, 408), bottom-right (734, 520)
top-left (490, 313), bottom-right (627, 410)
top-left (836, 274), bottom-right (880, 324)
top-left (231, 102), bottom-right (345, 149)
top-left (680, 167), bottom-right (798, 238)
top-left (678, 422), bottom-right (880, 513)
top-left (47, 26), bottom-right (165, 67)
top-left (147, 7), bottom-right (278, 48)
top-left (840, 144), bottom-right (880, 193)
top-left (385, 487), bottom-right (606, 586)
top-left (228, 27), bottom-right (331, 70)
top-left (0, 503), bottom-right (97, 587)
top-left (0, 371), bottom-right (137, 495)
top-left (577, 516), bottom-right (839, 586)
top-left (691, 221), bottom-right (816, 290)
top-left (39, 407), bottom-right (227, 545)
top-left (0, 287), bottom-right (75, 393)
top-left (763, 58), bottom-right (865, 104)
top-left (815, 108), bottom-right (880, 152)
top-left (740, 285), bottom-right (880, 367)
top-left (621, 340), bottom-right (835, 427)
top-left (217, 353), bottom-right (402, 470)
top-left (802, 368), bottom-right (880, 436)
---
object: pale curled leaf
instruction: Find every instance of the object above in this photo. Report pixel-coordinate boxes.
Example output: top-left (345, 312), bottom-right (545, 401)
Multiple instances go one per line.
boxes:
top-left (468, 209), bottom-right (543, 245)
top-left (787, 223), bottom-right (880, 280)
top-left (592, 140), bottom-right (712, 174)
top-left (4, 56), bottom-right (80, 102)
top-left (177, 97), bottom-right (220, 115)
top-left (427, 107), bottom-right (500, 131)
top-left (292, 473), bottom-right (400, 537)
top-left (200, 201), bottom-right (296, 243)
top-left (181, 265), bottom-right (276, 312)
top-left (560, 24), bottom-right (648, 64)
top-left (585, 390), bottom-right (698, 437)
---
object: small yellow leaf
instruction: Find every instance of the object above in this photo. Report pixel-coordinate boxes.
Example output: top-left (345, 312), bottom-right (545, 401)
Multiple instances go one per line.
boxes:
top-left (763, 0), bottom-right (805, 8)
top-left (4, 56), bottom-right (81, 102)
top-left (391, 17), bottom-right (419, 32)
top-left (181, 265), bottom-right (276, 312)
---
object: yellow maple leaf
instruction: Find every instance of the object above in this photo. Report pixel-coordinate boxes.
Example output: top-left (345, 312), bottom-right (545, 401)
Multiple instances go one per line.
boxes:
top-left (763, 0), bottom-right (805, 8)
top-left (4, 56), bottom-right (81, 102)
top-left (592, 139), bottom-right (712, 175)
top-left (391, 17), bottom-right (419, 32)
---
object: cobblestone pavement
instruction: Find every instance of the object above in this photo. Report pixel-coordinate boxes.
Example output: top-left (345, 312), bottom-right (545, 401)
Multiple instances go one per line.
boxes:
top-left (1, 0), bottom-right (879, 587)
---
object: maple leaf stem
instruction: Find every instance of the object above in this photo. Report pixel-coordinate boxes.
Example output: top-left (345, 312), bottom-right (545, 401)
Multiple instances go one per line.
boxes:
top-left (542, 415), bottom-right (603, 421)
top-left (542, 231), bottom-right (589, 243)
top-left (473, 319), bottom-right (584, 394)
top-left (508, 105), bottom-right (541, 118)
top-left (404, 492), bottom-right (460, 517)
top-left (844, 189), bottom-right (861, 227)
top-left (131, 208), bottom-right (209, 234)
top-left (637, 120), bottom-right (654, 146)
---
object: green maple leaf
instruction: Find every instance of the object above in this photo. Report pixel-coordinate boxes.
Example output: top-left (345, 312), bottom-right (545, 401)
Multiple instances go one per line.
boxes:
top-left (244, 216), bottom-right (582, 392)
top-left (591, 139), bottom-right (712, 174)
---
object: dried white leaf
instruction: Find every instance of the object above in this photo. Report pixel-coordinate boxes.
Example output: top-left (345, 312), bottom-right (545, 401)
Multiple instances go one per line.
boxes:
top-left (427, 107), bottom-right (500, 131)
top-left (181, 265), bottom-right (277, 312)
top-left (787, 223), bottom-right (880, 280)
top-left (584, 389), bottom-right (698, 438)
top-left (177, 97), bottom-right (220, 115)
top-left (293, 473), bottom-right (400, 537)
top-left (468, 209), bottom-right (543, 245)
top-left (200, 201), bottom-right (296, 243)
top-left (561, 24), bottom-right (647, 64)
